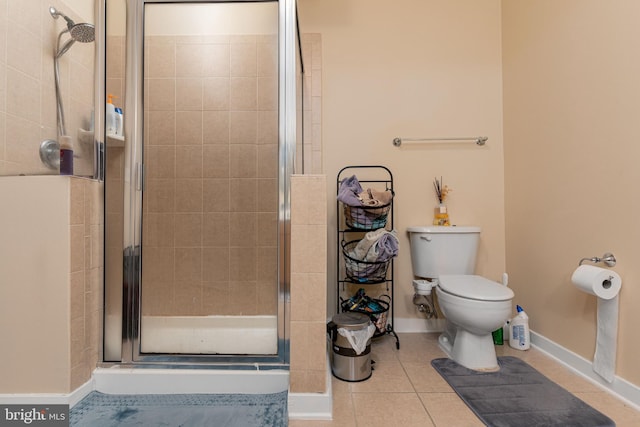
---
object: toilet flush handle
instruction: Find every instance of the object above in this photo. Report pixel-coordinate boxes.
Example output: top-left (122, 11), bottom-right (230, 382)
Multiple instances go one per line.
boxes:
top-left (420, 236), bottom-right (432, 242)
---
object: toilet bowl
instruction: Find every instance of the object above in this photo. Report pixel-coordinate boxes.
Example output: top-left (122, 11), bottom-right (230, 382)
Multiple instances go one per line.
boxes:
top-left (407, 226), bottom-right (516, 371)
top-left (436, 274), bottom-right (513, 370)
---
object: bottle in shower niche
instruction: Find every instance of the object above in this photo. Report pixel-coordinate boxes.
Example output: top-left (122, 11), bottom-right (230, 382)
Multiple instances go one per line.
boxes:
top-left (59, 135), bottom-right (73, 176)
top-left (106, 94), bottom-right (117, 136)
top-left (114, 107), bottom-right (123, 136)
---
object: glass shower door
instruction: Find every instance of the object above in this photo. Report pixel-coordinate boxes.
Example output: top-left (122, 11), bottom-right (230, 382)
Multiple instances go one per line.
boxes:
top-left (139, 1), bottom-right (280, 356)
top-left (103, 0), bottom-right (298, 364)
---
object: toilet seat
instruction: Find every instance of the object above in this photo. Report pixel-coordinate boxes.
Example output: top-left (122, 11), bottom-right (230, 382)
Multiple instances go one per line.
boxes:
top-left (438, 275), bottom-right (514, 302)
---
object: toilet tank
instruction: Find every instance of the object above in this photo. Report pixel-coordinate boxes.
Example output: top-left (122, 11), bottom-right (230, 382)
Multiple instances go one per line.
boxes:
top-left (407, 226), bottom-right (481, 279)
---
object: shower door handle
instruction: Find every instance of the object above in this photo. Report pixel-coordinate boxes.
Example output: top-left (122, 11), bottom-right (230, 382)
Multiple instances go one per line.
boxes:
top-left (135, 162), bottom-right (144, 191)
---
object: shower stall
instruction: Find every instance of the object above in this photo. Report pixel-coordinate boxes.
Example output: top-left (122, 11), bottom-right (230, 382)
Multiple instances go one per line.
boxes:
top-left (103, 0), bottom-right (303, 370)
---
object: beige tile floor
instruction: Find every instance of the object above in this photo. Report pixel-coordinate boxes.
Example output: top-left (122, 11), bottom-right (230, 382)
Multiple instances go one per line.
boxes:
top-left (289, 332), bottom-right (640, 427)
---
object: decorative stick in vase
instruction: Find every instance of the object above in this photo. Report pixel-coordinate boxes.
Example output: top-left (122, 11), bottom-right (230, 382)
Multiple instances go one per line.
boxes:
top-left (433, 177), bottom-right (452, 226)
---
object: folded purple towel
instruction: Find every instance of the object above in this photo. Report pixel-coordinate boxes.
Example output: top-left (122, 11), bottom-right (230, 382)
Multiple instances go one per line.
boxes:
top-left (337, 175), bottom-right (364, 206)
top-left (369, 232), bottom-right (399, 262)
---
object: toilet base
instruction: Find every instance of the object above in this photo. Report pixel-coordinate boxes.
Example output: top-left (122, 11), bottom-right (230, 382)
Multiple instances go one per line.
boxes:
top-left (438, 325), bottom-right (499, 371)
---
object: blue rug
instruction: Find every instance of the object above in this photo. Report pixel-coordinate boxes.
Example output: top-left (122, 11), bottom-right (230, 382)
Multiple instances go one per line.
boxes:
top-left (432, 356), bottom-right (615, 427)
top-left (70, 391), bottom-right (288, 427)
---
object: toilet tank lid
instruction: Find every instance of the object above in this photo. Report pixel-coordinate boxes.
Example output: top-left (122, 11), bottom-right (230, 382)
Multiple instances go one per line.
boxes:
top-left (438, 275), bottom-right (514, 301)
top-left (407, 226), bottom-right (481, 233)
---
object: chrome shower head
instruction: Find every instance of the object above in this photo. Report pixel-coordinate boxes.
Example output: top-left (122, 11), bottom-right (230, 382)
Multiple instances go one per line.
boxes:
top-left (50, 6), bottom-right (95, 58)
top-left (68, 22), bottom-right (95, 43)
top-left (50, 6), bottom-right (95, 44)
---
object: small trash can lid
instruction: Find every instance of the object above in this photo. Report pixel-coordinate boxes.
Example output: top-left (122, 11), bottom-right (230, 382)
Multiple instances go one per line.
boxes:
top-left (332, 312), bottom-right (371, 330)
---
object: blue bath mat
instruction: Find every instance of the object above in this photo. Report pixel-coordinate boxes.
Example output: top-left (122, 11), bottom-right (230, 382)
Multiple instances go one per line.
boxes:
top-left (431, 356), bottom-right (615, 427)
top-left (70, 391), bottom-right (288, 427)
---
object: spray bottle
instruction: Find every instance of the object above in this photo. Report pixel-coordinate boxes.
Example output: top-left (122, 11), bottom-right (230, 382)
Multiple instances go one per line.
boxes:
top-left (508, 305), bottom-right (530, 350)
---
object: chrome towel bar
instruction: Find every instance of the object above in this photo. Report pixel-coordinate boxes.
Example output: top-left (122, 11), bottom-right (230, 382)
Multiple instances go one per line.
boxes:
top-left (392, 136), bottom-right (488, 147)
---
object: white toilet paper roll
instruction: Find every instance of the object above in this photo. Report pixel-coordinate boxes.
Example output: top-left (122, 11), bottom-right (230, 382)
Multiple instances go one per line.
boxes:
top-left (571, 265), bottom-right (622, 383)
top-left (571, 265), bottom-right (621, 300)
top-left (593, 296), bottom-right (618, 383)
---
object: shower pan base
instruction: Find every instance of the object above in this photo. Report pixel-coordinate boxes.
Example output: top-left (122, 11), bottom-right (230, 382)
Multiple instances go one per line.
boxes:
top-left (140, 315), bottom-right (278, 355)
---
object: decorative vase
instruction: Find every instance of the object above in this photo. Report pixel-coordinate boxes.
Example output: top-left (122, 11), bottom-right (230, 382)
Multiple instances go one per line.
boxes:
top-left (433, 204), bottom-right (450, 226)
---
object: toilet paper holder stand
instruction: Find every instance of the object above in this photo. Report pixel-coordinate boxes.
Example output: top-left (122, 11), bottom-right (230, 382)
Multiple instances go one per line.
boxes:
top-left (578, 252), bottom-right (616, 267)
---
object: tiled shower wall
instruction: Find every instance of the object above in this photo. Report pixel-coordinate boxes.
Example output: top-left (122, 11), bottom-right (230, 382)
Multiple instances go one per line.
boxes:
top-left (290, 174), bottom-right (327, 393)
top-left (69, 177), bottom-right (103, 390)
top-left (0, 0), bottom-right (95, 177)
top-left (300, 34), bottom-right (323, 175)
top-left (0, 0), bottom-right (101, 394)
top-left (141, 34), bottom-right (279, 316)
top-left (106, 34), bottom-right (322, 316)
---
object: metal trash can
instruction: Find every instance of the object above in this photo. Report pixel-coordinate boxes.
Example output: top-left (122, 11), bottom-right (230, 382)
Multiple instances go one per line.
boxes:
top-left (327, 312), bottom-right (373, 382)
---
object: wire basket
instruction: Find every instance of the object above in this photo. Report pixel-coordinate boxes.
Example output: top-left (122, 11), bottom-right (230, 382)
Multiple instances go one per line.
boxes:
top-left (341, 293), bottom-right (390, 334)
top-left (342, 240), bottom-right (391, 283)
top-left (343, 203), bottom-right (391, 230)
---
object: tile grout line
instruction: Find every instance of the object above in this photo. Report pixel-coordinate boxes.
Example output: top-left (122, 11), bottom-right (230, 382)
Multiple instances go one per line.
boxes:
top-left (395, 341), bottom-right (440, 427)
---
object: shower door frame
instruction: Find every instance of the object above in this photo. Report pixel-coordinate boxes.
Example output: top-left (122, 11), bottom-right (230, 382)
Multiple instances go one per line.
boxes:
top-left (116, 0), bottom-right (296, 367)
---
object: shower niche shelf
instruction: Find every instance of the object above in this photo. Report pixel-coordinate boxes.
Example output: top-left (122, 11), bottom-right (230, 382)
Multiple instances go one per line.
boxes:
top-left (78, 128), bottom-right (94, 144)
top-left (106, 133), bottom-right (125, 147)
top-left (336, 165), bottom-right (400, 350)
top-left (78, 129), bottom-right (124, 148)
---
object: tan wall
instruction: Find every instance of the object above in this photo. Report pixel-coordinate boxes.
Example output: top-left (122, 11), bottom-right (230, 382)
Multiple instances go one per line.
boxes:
top-left (503, 0), bottom-right (640, 385)
top-left (0, 0), bottom-right (95, 177)
top-left (0, 176), bottom-right (102, 393)
top-left (298, 0), bottom-right (506, 318)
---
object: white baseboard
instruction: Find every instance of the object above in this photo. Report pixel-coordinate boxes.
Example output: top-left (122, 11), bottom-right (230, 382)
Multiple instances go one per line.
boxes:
top-left (393, 317), bottom-right (446, 333)
top-left (0, 379), bottom-right (93, 407)
top-left (288, 358), bottom-right (333, 420)
top-left (531, 330), bottom-right (640, 410)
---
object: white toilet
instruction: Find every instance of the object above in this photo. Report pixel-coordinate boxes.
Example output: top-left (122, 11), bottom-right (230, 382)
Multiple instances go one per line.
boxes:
top-left (407, 226), bottom-right (514, 371)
